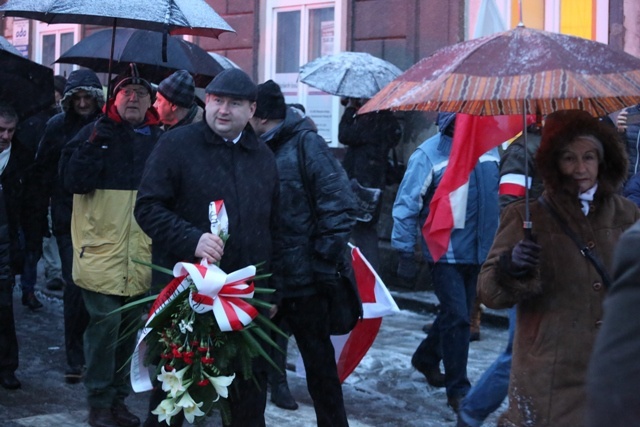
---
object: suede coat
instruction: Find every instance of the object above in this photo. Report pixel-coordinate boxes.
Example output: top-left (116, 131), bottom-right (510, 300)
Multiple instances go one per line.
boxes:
top-left (477, 110), bottom-right (640, 427)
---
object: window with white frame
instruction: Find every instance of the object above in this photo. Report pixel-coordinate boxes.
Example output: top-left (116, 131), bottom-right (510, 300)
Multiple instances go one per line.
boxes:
top-left (265, 0), bottom-right (345, 145)
top-left (35, 23), bottom-right (80, 78)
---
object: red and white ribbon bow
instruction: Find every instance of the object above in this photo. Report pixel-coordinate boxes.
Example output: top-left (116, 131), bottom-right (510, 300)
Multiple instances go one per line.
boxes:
top-left (174, 260), bottom-right (258, 331)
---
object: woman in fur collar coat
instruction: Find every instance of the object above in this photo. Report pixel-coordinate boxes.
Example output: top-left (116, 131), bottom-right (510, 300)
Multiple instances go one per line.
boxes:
top-left (477, 109), bottom-right (640, 427)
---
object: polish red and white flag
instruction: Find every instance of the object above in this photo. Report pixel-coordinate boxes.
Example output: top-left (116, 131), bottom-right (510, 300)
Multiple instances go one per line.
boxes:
top-left (297, 244), bottom-right (399, 382)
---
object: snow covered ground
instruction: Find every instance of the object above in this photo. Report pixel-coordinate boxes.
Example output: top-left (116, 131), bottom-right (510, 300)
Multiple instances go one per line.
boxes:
top-left (1, 290), bottom-right (509, 427)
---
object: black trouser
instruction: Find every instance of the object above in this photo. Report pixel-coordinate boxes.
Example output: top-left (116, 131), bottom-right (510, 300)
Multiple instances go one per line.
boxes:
top-left (57, 233), bottom-right (89, 369)
top-left (0, 189), bottom-right (18, 375)
top-left (0, 276), bottom-right (18, 375)
top-left (280, 293), bottom-right (349, 427)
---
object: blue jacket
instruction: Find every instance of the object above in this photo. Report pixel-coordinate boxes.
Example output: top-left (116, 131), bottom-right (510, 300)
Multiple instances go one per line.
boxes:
top-left (622, 104), bottom-right (640, 179)
top-left (623, 172), bottom-right (640, 207)
top-left (391, 115), bottom-right (500, 264)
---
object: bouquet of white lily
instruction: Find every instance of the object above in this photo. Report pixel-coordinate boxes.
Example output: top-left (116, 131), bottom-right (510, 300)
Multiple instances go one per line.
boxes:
top-left (128, 200), bottom-right (282, 425)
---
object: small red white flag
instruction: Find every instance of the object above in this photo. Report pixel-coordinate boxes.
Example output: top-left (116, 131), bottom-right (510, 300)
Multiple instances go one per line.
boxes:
top-left (297, 244), bottom-right (399, 383)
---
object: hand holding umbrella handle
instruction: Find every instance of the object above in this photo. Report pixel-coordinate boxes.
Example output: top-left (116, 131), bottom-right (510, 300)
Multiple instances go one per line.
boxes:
top-left (88, 116), bottom-right (115, 148)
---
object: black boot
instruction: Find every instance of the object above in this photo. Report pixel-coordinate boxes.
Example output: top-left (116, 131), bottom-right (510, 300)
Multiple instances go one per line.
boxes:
top-left (22, 291), bottom-right (43, 310)
top-left (271, 379), bottom-right (298, 410)
top-left (268, 330), bottom-right (298, 410)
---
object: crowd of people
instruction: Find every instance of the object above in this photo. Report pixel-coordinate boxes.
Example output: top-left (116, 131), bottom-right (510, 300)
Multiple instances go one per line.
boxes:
top-left (2, 58), bottom-right (640, 427)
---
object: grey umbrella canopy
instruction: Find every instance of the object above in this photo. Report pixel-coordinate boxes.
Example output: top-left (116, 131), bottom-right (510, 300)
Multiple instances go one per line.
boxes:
top-left (299, 51), bottom-right (403, 99)
top-left (0, 0), bottom-right (234, 38)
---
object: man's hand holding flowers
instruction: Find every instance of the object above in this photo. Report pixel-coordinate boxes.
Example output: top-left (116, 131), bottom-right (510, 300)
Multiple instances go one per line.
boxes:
top-left (195, 233), bottom-right (225, 264)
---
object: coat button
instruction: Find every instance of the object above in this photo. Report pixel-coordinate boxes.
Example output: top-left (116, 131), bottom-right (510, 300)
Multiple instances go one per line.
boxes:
top-left (586, 241), bottom-right (595, 249)
top-left (593, 282), bottom-right (603, 291)
top-left (595, 320), bottom-right (603, 328)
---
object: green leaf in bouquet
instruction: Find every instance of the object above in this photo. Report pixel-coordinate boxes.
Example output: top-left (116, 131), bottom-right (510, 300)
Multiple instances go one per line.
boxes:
top-left (251, 286), bottom-right (275, 294)
top-left (252, 314), bottom-right (289, 339)
top-left (108, 294), bottom-right (158, 316)
top-left (146, 290), bottom-right (190, 329)
top-left (132, 258), bottom-right (174, 276)
top-left (239, 329), bottom-right (280, 373)
top-left (244, 298), bottom-right (275, 310)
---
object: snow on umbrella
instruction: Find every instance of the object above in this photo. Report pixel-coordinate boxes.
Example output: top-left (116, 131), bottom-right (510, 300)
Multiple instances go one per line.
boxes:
top-left (56, 28), bottom-right (225, 87)
top-left (0, 0), bottom-right (234, 94)
top-left (208, 52), bottom-right (241, 70)
top-left (299, 51), bottom-right (403, 99)
top-left (0, 0), bottom-right (234, 38)
top-left (0, 39), bottom-right (54, 120)
top-left (360, 25), bottom-right (640, 117)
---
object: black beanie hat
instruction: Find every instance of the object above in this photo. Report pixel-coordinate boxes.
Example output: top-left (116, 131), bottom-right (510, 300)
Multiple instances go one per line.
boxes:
top-left (205, 68), bottom-right (257, 101)
top-left (158, 70), bottom-right (195, 108)
top-left (112, 63), bottom-right (152, 97)
top-left (255, 80), bottom-right (286, 120)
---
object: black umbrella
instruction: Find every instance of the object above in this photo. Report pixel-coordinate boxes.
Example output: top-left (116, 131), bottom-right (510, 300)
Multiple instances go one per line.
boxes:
top-left (57, 28), bottom-right (225, 87)
top-left (0, 38), bottom-right (54, 120)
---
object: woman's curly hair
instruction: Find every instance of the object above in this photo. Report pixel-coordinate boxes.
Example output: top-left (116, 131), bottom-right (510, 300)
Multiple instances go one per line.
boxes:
top-left (535, 109), bottom-right (628, 197)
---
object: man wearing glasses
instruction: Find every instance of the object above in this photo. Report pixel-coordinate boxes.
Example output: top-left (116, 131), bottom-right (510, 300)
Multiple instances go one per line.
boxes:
top-left (59, 63), bottom-right (162, 427)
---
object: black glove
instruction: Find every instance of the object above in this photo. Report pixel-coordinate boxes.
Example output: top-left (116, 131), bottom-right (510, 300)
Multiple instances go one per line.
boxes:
top-left (396, 251), bottom-right (418, 280)
top-left (510, 239), bottom-right (541, 271)
top-left (88, 116), bottom-right (116, 146)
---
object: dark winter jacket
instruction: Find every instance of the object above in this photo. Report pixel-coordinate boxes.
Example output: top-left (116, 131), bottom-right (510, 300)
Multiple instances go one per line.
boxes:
top-left (498, 131), bottom-right (543, 209)
top-left (134, 120), bottom-right (280, 295)
top-left (0, 142), bottom-right (32, 275)
top-left (587, 219), bottom-right (640, 426)
top-left (266, 107), bottom-right (357, 298)
top-left (339, 106), bottom-right (401, 190)
top-left (59, 102), bottom-right (161, 296)
top-left (31, 69), bottom-right (105, 239)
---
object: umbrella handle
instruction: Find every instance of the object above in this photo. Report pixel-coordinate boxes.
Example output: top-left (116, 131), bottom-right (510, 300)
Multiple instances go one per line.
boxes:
top-left (162, 27), bottom-right (168, 63)
top-left (106, 19), bottom-right (117, 98)
top-left (523, 223), bottom-right (533, 241)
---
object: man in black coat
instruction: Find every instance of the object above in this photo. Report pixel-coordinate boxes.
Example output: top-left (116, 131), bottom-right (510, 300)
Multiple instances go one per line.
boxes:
top-left (31, 69), bottom-right (105, 385)
top-left (250, 80), bottom-right (356, 426)
top-left (0, 103), bottom-right (32, 390)
top-left (135, 68), bottom-right (280, 427)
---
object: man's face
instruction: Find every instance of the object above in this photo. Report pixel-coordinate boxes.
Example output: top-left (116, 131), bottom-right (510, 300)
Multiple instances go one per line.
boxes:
top-left (153, 92), bottom-right (175, 125)
top-left (72, 90), bottom-right (99, 118)
top-left (249, 116), bottom-right (266, 137)
top-left (205, 94), bottom-right (255, 140)
top-left (114, 84), bottom-right (151, 125)
top-left (0, 115), bottom-right (17, 153)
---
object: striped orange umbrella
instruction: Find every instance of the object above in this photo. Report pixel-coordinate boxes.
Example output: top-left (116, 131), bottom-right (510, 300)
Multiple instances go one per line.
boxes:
top-left (360, 25), bottom-right (640, 117)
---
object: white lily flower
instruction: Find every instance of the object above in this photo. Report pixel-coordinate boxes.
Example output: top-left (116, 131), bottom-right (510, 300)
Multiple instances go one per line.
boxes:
top-left (203, 372), bottom-right (236, 399)
top-left (175, 391), bottom-right (205, 423)
top-left (157, 365), bottom-right (190, 398)
top-left (151, 397), bottom-right (181, 425)
top-left (178, 319), bottom-right (194, 334)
